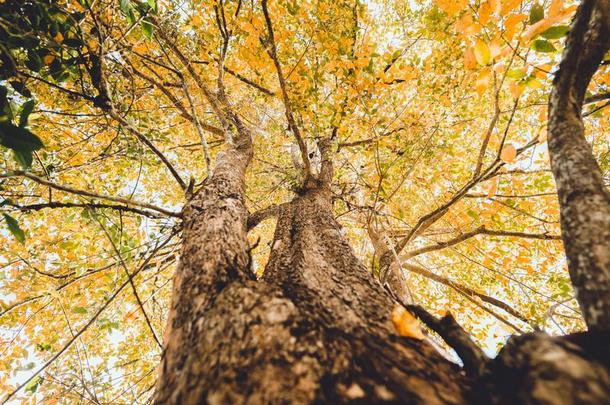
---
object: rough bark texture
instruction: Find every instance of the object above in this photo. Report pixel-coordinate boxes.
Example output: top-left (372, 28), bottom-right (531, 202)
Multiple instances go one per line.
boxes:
top-left (158, 179), bottom-right (469, 404)
top-left (481, 331), bottom-right (610, 405)
top-left (156, 177), bottom-right (610, 404)
top-left (548, 0), bottom-right (610, 330)
top-left (155, 115), bottom-right (255, 403)
top-left (261, 185), bottom-right (466, 403)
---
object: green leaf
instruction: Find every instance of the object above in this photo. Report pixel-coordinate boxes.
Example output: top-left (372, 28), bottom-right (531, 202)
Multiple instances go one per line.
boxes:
top-left (36, 343), bottom-right (52, 351)
top-left (141, 19), bottom-right (153, 39)
top-left (24, 376), bottom-right (41, 394)
top-left (120, 0), bottom-right (131, 14)
top-left (525, 76), bottom-right (543, 89)
top-left (531, 39), bottom-right (557, 53)
top-left (19, 100), bottom-right (35, 128)
top-left (466, 209), bottom-right (479, 221)
top-left (3, 214), bottom-right (25, 244)
top-left (506, 68), bottom-right (526, 79)
top-left (146, 0), bottom-right (157, 11)
top-left (13, 149), bottom-right (33, 169)
top-left (541, 25), bottom-right (569, 39)
top-left (0, 123), bottom-right (43, 151)
top-left (529, 2), bottom-right (544, 25)
top-left (72, 306), bottom-right (88, 314)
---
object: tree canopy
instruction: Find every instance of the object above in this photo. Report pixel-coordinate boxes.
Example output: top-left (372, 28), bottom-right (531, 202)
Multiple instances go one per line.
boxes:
top-left (0, 0), bottom-right (609, 402)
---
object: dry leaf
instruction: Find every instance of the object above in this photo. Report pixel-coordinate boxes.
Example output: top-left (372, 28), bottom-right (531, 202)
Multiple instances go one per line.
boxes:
top-left (391, 306), bottom-right (424, 340)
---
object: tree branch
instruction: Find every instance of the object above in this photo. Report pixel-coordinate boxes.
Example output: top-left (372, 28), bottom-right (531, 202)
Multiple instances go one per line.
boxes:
top-left (261, 0), bottom-right (312, 180)
top-left (386, 286), bottom-right (489, 378)
top-left (1, 171), bottom-right (181, 218)
top-left (9, 201), bottom-right (169, 219)
top-left (402, 226), bottom-right (560, 260)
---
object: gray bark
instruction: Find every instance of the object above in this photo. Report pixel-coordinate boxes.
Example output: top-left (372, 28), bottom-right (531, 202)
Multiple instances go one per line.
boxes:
top-left (548, 0), bottom-right (610, 330)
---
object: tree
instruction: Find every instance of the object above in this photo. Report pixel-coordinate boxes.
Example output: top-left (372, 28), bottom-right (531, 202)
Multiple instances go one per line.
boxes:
top-left (0, 0), bottom-right (609, 403)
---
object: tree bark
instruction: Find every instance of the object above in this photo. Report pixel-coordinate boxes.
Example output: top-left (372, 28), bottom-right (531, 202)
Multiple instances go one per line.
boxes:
top-left (548, 0), bottom-right (610, 330)
top-left (154, 106), bottom-right (255, 402)
top-left (261, 184), bottom-right (467, 403)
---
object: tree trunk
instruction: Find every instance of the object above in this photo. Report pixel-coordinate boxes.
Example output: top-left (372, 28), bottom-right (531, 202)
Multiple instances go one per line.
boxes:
top-left (154, 116), bottom-right (255, 403)
top-left (157, 179), bottom-right (468, 404)
top-left (548, 0), bottom-right (610, 330)
top-left (155, 179), bottom-right (610, 404)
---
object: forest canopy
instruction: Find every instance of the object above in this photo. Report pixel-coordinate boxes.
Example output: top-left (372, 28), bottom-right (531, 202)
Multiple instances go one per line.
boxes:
top-left (0, 0), bottom-right (609, 403)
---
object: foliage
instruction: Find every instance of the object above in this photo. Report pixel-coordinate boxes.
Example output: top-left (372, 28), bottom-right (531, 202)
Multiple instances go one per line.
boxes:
top-left (0, 0), bottom-right (608, 402)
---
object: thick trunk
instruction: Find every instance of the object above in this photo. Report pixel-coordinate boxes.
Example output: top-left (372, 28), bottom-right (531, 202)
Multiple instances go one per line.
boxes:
top-left (158, 182), bottom-right (468, 404)
top-left (155, 133), bottom-right (254, 402)
top-left (155, 179), bottom-right (610, 404)
top-left (548, 0), bottom-right (610, 330)
top-left (261, 185), bottom-right (467, 403)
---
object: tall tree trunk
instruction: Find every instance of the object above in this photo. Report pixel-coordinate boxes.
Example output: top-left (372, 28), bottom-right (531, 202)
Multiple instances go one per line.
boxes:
top-left (548, 0), bottom-right (610, 330)
top-left (154, 116), bottom-right (255, 402)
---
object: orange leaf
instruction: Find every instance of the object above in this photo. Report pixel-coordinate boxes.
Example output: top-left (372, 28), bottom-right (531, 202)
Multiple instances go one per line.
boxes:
top-left (500, 0), bottom-right (522, 16)
top-left (487, 179), bottom-right (498, 197)
top-left (500, 144), bottom-right (517, 163)
top-left (504, 14), bottom-right (527, 40)
top-left (548, 0), bottom-right (564, 18)
top-left (479, 1), bottom-right (491, 25)
top-left (464, 48), bottom-right (477, 70)
top-left (475, 68), bottom-right (491, 95)
top-left (391, 306), bottom-right (424, 340)
top-left (435, 0), bottom-right (468, 16)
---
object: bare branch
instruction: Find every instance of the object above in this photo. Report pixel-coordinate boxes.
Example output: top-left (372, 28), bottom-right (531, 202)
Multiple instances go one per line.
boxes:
top-left (402, 226), bottom-right (561, 260)
top-left (1, 171), bottom-right (181, 218)
top-left (9, 201), bottom-right (169, 219)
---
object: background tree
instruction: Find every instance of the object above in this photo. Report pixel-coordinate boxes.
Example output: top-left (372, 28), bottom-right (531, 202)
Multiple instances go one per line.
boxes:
top-left (0, 0), bottom-right (609, 403)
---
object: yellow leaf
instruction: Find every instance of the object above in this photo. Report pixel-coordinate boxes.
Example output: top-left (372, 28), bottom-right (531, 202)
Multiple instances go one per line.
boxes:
top-left (391, 306), bottom-right (424, 340)
top-left (435, 0), bottom-right (468, 16)
top-left (43, 54), bottom-right (55, 65)
top-left (474, 39), bottom-right (491, 66)
top-left (54, 32), bottom-right (64, 43)
top-left (500, 143), bottom-right (517, 163)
